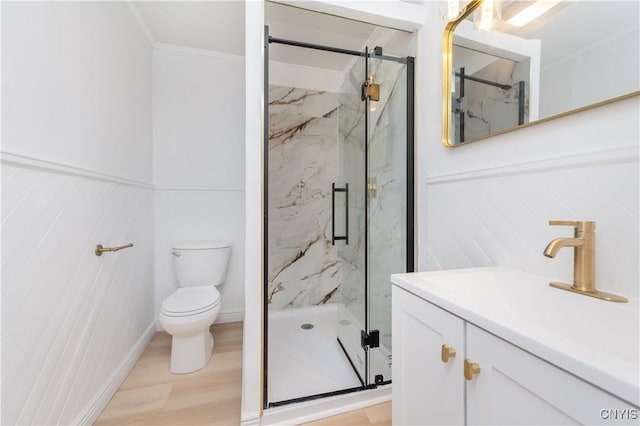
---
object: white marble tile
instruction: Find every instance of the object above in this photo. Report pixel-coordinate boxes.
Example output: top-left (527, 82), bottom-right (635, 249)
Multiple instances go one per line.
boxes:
top-left (268, 86), bottom-right (342, 309)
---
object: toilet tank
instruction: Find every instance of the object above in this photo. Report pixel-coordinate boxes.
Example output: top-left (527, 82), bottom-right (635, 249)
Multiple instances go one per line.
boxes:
top-left (172, 241), bottom-right (231, 287)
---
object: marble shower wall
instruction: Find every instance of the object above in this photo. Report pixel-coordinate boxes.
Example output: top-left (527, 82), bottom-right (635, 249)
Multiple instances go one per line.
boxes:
top-left (268, 61), bottom-right (409, 366)
top-left (454, 58), bottom-right (530, 143)
top-left (267, 86), bottom-right (341, 309)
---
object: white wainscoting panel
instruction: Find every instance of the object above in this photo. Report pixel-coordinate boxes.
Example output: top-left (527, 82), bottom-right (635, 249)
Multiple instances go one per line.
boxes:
top-left (1, 162), bottom-right (155, 425)
top-left (424, 153), bottom-right (639, 298)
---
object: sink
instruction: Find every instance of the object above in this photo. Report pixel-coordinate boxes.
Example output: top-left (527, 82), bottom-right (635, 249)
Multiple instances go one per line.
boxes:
top-left (391, 266), bottom-right (640, 404)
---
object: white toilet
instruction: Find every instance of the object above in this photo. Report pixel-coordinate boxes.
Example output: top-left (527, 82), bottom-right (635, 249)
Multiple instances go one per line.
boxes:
top-left (159, 241), bottom-right (231, 374)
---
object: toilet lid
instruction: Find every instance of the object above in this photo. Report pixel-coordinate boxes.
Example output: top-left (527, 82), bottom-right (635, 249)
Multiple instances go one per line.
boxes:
top-left (162, 286), bottom-right (220, 317)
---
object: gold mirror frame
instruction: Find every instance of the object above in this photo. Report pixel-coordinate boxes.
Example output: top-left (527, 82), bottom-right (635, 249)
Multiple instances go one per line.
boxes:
top-left (442, 0), bottom-right (483, 147)
top-left (441, 0), bottom-right (640, 147)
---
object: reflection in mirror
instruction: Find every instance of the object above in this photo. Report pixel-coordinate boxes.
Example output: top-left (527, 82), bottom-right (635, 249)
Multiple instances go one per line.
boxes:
top-left (452, 45), bottom-right (530, 143)
top-left (443, 0), bottom-right (640, 146)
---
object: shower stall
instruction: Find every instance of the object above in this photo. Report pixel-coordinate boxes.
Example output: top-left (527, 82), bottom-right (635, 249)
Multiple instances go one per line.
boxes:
top-left (263, 24), bottom-right (414, 408)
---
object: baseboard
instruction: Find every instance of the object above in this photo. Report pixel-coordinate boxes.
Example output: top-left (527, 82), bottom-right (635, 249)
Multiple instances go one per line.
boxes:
top-left (154, 310), bottom-right (244, 332)
top-left (216, 309), bottom-right (244, 324)
top-left (240, 411), bottom-right (261, 426)
top-left (71, 322), bottom-right (157, 425)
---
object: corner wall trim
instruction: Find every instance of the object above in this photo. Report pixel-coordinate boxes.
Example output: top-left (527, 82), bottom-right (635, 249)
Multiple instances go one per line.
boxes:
top-left (154, 43), bottom-right (245, 63)
top-left (126, 1), bottom-right (156, 46)
top-left (72, 321), bottom-right (157, 425)
top-left (1, 150), bottom-right (154, 190)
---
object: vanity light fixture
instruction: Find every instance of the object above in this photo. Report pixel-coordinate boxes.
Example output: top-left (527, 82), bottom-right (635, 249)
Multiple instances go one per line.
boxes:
top-left (507, 0), bottom-right (561, 27)
top-left (442, 0), bottom-right (462, 21)
top-left (474, 0), bottom-right (501, 31)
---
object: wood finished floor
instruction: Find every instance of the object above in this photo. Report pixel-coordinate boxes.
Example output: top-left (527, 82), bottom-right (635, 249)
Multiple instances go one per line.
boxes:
top-left (95, 322), bottom-right (391, 425)
top-left (302, 402), bottom-right (391, 426)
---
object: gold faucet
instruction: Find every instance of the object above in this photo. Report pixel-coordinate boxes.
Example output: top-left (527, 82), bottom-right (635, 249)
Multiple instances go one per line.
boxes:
top-left (543, 221), bottom-right (627, 302)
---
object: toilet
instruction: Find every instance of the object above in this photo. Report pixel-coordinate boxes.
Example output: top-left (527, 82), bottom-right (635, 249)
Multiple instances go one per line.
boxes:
top-left (159, 241), bottom-right (231, 374)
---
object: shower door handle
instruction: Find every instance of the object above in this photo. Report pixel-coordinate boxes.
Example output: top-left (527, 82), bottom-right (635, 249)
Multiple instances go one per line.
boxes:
top-left (331, 183), bottom-right (349, 245)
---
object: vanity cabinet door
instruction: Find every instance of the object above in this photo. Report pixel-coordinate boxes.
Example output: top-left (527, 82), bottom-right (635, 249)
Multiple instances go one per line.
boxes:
top-left (466, 324), bottom-right (639, 425)
top-left (392, 286), bottom-right (465, 425)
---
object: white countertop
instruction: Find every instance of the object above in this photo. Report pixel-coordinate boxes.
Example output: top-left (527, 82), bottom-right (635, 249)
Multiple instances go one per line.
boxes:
top-left (391, 266), bottom-right (640, 406)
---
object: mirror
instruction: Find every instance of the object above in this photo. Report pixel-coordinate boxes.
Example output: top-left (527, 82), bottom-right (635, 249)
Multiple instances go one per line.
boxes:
top-left (442, 0), bottom-right (640, 146)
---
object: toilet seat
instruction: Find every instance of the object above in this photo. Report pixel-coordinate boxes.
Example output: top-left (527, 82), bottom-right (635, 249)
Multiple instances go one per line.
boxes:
top-left (162, 286), bottom-right (220, 317)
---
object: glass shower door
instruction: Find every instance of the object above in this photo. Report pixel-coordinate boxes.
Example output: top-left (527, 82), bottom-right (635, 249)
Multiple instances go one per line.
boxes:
top-left (336, 53), bottom-right (367, 384)
top-left (367, 56), bottom-right (408, 384)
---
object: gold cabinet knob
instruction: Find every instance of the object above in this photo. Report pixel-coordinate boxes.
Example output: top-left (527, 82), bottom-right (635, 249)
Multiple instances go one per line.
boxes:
top-left (441, 344), bottom-right (456, 363)
top-left (464, 359), bottom-right (481, 380)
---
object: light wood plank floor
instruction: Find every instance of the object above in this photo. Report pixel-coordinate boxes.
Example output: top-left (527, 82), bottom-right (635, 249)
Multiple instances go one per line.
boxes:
top-left (95, 322), bottom-right (391, 425)
top-left (95, 323), bottom-right (243, 425)
top-left (302, 402), bottom-right (391, 426)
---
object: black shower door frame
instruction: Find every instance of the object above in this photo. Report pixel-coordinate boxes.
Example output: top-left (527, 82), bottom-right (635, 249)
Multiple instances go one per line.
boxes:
top-left (262, 25), bottom-right (415, 408)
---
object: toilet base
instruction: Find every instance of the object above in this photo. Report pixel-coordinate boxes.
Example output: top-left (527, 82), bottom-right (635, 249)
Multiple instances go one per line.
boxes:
top-left (170, 331), bottom-right (214, 374)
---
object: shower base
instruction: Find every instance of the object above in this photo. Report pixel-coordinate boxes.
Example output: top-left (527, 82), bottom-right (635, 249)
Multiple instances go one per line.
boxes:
top-left (267, 304), bottom-right (362, 405)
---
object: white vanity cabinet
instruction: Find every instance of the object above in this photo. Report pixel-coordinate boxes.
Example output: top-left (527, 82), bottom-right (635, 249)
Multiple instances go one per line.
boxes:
top-left (465, 324), bottom-right (638, 425)
top-left (392, 283), bottom-right (640, 426)
top-left (392, 286), bottom-right (465, 425)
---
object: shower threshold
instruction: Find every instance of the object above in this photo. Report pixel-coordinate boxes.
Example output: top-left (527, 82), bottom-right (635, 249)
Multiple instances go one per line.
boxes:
top-left (268, 384), bottom-right (368, 408)
top-left (262, 384), bottom-right (391, 425)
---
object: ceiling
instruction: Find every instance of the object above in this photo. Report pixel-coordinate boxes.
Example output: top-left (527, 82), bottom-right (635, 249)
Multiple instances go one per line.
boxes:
top-left (131, 1), bottom-right (637, 70)
top-left (265, 2), bottom-right (377, 71)
top-left (131, 1), bottom-right (406, 72)
top-left (512, 1), bottom-right (640, 66)
top-left (132, 1), bottom-right (245, 55)
top-left (464, 1), bottom-right (640, 66)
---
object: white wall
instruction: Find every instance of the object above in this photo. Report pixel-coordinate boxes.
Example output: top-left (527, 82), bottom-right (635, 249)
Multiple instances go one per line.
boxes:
top-left (419, 4), bottom-right (639, 298)
top-left (424, 99), bottom-right (639, 298)
top-left (152, 45), bottom-right (246, 322)
top-left (2, 2), bottom-right (153, 183)
top-left (540, 28), bottom-right (639, 118)
top-left (243, 1), bottom-right (264, 423)
top-left (1, 2), bottom-right (154, 425)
